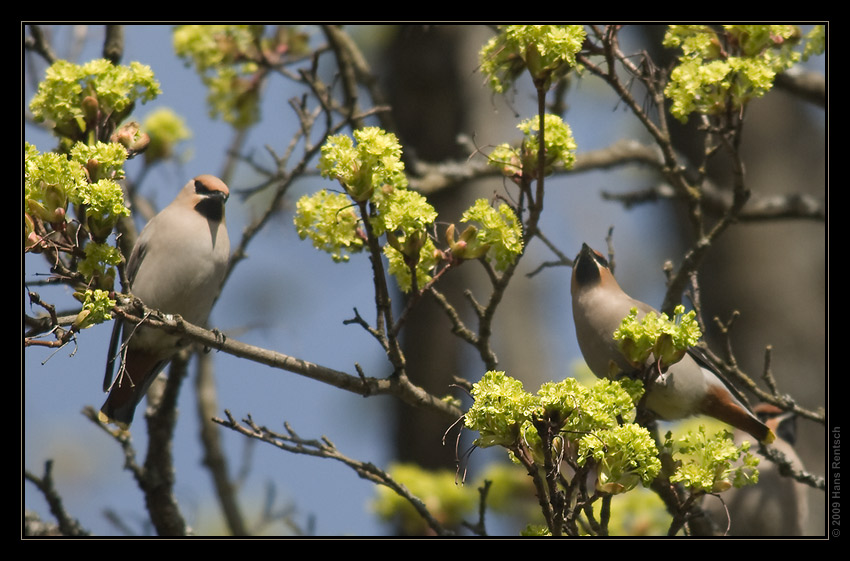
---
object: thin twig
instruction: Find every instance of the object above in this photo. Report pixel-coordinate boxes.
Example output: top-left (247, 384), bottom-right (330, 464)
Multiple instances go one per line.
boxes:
top-left (214, 411), bottom-right (454, 536)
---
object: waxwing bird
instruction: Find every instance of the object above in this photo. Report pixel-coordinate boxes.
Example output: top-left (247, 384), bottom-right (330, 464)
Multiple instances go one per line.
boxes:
top-left (570, 243), bottom-right (774, 444)
top-left (99, 175), bottom-right (231, 428)
top-left (704, 404), bottom-right (809, 535)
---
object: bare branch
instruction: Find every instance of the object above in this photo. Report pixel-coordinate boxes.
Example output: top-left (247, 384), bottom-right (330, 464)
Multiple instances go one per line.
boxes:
top-left (213, 412), bottom-right (455, 536)
top-left (24, 461), bottom-right (89, 536)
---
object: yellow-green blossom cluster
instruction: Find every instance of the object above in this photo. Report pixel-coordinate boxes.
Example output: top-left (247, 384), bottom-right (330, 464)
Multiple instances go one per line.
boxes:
top-left (300, 128), bottom-right (527, 292)
top-left (173, 25), bottom-right (309, 128)
top-left (663, 25), bottom-right (823, 122)
top-left (613, 305), bottom-right (701, 370)
top-left (318, 127), bottom-right (409, 202)
top-left (72, 289), bottom-right (116, 330)
top-left (25, 141), bottom-right (131, 289)
top-left (74, 144), bottom-right (131, 241)
top-left (664, 427), bottom-right (760, 493)
top-left (70, 141), bottom-right (128, 182)
top-left (173, 25), bottom-right (262, 128)
top-left (465, 371), bottom-right (659, 494)
top-left (174, 24), bottom-right (264, 74)
top-left (25, 143), bottom-right (88, 225)
top-left (29, 58), bottom-right (160, 145)
top-left (488, 114), bottom-right (577, 180)
top-left (480, 25), bottom-right (586, 93)
top-left (455, 199), bottom-right (524, 271)
top-left (294, 190), bottom-right (363, 263)
top-left (384, 237), bottom-right (439, 293)
top-left (26, 55), bottom-right (167, 329)
top-left (802, 26), bottom-right (825, 61)
top-left (464, 371), bottom-right (540, 448)
top-left (25, 55), bottom-right (148, 301)
top-left (578, 423), bottom-right (662, 494)
top-left (26, 141), bottom-right (130, 235)
top-left (297, 127), bottom-right (440, 292)
top-left (141, 107), bottom-right (192, 164)
top-left (377, 188), bottom-right (438, 244)
top-left (78, 242), bottom-right (122, 290)
top-left (370, 174), bottom-right (436, 290)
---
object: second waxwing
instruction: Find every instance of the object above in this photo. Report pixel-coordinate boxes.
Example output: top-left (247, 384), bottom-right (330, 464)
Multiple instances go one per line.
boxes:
top-left (570, 243), bottom-right (773, 444)
top-left (703, 404), bottom-right (809, 535)
top-left (99, 174), bottom-right (231, 428)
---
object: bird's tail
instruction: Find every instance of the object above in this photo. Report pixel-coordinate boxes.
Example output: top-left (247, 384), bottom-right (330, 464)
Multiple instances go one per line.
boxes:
top-left (99, 350), bottom-right (167, 428)
top-left (701, 386), bottom-right (776, 444)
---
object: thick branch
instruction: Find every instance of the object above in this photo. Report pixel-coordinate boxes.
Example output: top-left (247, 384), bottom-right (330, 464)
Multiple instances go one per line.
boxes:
top-left (112, 304), bottom-right (463, 421)
top-left (195, 352), bottom-right (248, 536)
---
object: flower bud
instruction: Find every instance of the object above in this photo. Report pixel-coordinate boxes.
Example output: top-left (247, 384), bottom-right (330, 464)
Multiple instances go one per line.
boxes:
top-left (87, 214), bottom-right (115, 243)
top-left (656, 333), bottom-right (686, 368)
top-left (24, 213), bottom-right (44, 251)
top-left (446, 223), bottom-right (490, 261)
top-left (82, 95), bottom-right (99, 125)
top-left (43, 183), bottom-right (67, 214)
top-left (85, 158), bottom-right (101, 181)
top-left (112, 121), bottom-right (151, 156)
top-left (385, 230), bottom-right (403, 253)
top-left (72, 309), bottom-right (92, 330)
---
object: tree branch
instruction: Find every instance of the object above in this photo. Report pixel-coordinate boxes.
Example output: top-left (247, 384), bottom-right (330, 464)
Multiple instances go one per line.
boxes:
top-left (24, 461), bottom-right (89, 536)
top-left (110, 303), bottom-right (463, 421)
top-left (213, 411), bottom-right (455, 536)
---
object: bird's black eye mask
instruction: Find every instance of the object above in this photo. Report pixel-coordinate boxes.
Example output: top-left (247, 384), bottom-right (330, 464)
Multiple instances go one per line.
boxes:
top-left (193, 179), bottom-right (228, 222)
top-left (574, 244), bottom-right (608, 286)
top-left (194, 198), bottom-right (224, 222)
top-left (194, 179), bottom-right (229, 201)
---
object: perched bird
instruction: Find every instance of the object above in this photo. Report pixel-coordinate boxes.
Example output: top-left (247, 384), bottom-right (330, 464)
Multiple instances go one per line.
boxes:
top-left (570, 243), bottom-right (773, 444)
top-left (99, 175), bottom-right (231, 428)
top-left (704, 404), bottom-right (809, 535)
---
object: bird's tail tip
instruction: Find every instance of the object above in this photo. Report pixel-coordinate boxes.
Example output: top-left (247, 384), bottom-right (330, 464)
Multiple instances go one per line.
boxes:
top-left (760, 428), bottom-right (776, 445)
top-left (97, 408), bottom-right (131, 431)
